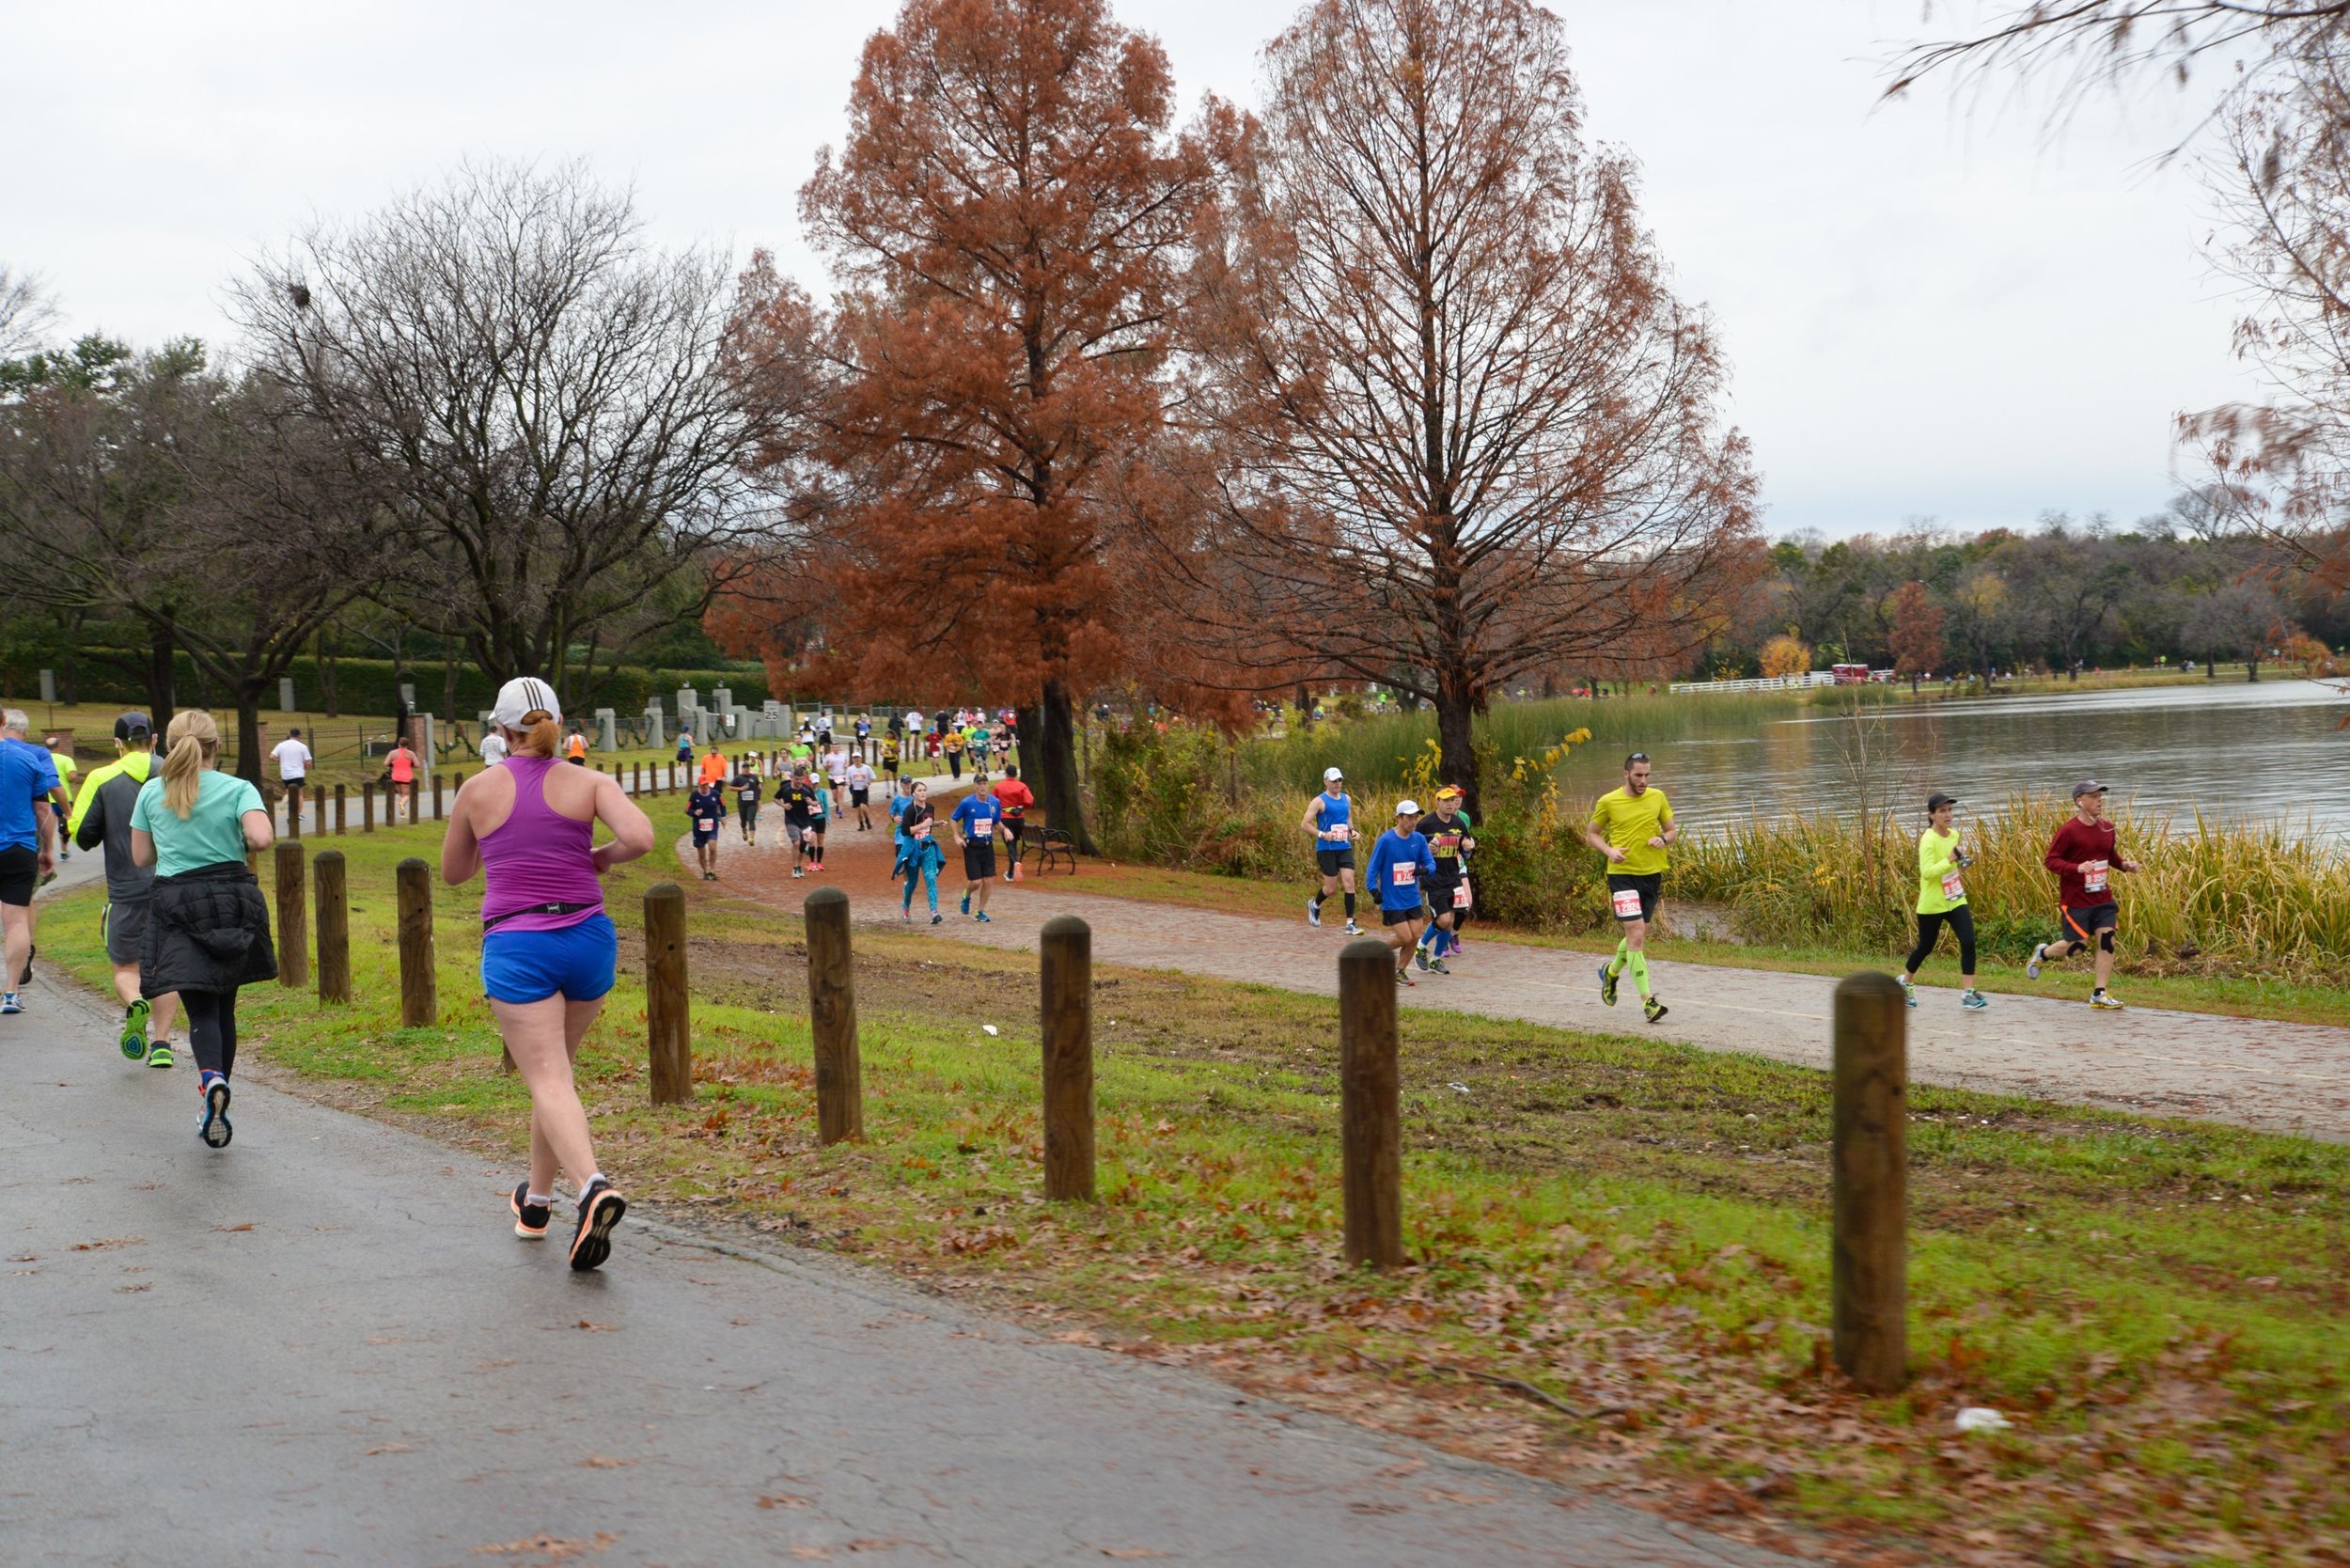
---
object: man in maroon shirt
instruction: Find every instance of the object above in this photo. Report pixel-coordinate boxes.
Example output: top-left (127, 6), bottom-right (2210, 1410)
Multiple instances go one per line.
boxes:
top-left (2027, 779), bottom-right (2142, 1010)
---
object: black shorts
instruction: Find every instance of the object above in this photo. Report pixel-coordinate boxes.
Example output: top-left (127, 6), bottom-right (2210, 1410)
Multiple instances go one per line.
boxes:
top-left (104, 897), bottom-right (152, 964)
top-left (0, 845), bottom-right (36, 907)
top-left (1381, 903), bottom-right (1426, 926)
top-left (1316, 846), bottom-right (1356, 876)
top-left (964, 840), bottom-right (997, 881)
top-left (850, 787), bottom-right (870, 806)
top-left (883, 760), bottom-right (900, 776)
top-left (2060, 902), bottom-right (2120, 940)
top-left (1606, 871), bottom-right (1662, 924)
top-left (1426, 874), bottom-right (1468, 922)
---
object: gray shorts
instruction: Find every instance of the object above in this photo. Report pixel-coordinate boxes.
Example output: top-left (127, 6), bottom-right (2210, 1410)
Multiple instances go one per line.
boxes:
top-left (103, 897), bottom-right (151, 965)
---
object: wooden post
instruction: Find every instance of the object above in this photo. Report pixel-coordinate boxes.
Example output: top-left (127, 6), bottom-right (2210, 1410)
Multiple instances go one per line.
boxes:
top-left (334, 782), bottom-right (346, 835)
top-left (314, 848), bottom-right (350, 1003)
top-left (396, 857), bottom-right (436, 1028)
top-left (633, 760), bottom-right (642, 795)
top-left (273, 840), bottom-right (307, 989)
top-left (1338, 937), bottom-right (1403, 1268)
top-left (431, 772), bottom-right (445, 821)
top-left (804, 887), bottom-right (863, 1143)
top-left (1040, 915), bottom-right (1094, 1200)
top-left (1832, 972), bottom-right (1909, 1394)
top-left (286, 785), bottom-right (301, 839)
top-left (645, 882), bottom-right (692, 1105)
top-left (362, 780), bottom-right (375, 833)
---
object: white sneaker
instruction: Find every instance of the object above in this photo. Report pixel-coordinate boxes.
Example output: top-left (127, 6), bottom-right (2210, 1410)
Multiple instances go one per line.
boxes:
top-left (2089, 991), bottom-right (2124, 1011)
top-left (2026, 943), bottom-right (2045, 980)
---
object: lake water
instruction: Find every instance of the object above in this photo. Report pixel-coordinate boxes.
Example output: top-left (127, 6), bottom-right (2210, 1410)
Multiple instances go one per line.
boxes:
top-left (1551, 679), bottom-right (2350, 841)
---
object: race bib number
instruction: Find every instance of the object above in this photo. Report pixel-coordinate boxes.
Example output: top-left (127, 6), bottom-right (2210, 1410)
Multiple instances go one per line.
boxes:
top-left (1611, 886), bottom-right (1645, 918)
top-left (802, 825), bottom-right (819, 844)
top-left (912, 820), bottom-right (932, 838)
top-left (2082, 859), bottom-right (2108, 895)
top-left (1941, 870), bottom-right (1965, 901)
top-left (1390, 863), bottom-right (1418, 887)
top-left (1324, 824), bottom-right (1349, 842)
top-left (1453, 879), bottom-right (1472, 910)
top-left (972, 819), bottom-right (993, 839)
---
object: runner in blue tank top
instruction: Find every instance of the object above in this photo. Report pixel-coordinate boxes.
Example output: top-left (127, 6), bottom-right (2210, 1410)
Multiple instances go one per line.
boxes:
top-left (1300, 766), bottom-right (1361, 934)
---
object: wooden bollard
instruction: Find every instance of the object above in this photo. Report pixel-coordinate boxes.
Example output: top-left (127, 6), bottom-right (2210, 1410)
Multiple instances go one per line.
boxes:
top-left (334, 782), bottom-right (346, 834)
top-left (1832, 972), bottom-right (1908, 1394)
top-left (314, 849), bottom-right (350, 1003)
top-left (286, 785), bottom-right (301, 839)
top-left (431, 772), bottom-right (445, 821)
top-left (805, 887), bottom-right (863, 1143)
top-left (1040, 915), bottom-right (1095, 1200)
top-left (633, 761), bottom-right (642, 795)
top-left (1338, 937), bottom-right (1403, 1267)
top-left (273, 840), bottom-right (308, 988)
top-left (362, 780), bottom-right (375, 833)
top-left (644, 883), bottom-right (692, 1105)
top-left (395, 857), bottom-right (436, 1027)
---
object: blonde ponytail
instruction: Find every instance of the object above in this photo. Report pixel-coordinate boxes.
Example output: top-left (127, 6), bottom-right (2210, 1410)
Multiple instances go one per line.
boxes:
top-left (161, 710), bottom-right (220, 818)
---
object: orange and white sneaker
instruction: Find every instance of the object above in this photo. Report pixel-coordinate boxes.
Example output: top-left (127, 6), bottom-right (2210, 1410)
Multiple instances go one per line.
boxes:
top-left (569, 1178), bottom-right (628, 1272)
top-left (509, 1184), bottom-right (551, 1240)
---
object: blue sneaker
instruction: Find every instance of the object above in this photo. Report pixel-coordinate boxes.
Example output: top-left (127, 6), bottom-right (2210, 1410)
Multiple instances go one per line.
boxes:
top-left (960, 892), bottom-right (971, 916)
top-left (1962, 990), bottom-right (1989, 1011)
top-left (974, 911), bottom-right (992, 923)
top-left (198, 1075), bottom-right (233, 1149)
top-left (0, 993), bottom-right (21, 1015)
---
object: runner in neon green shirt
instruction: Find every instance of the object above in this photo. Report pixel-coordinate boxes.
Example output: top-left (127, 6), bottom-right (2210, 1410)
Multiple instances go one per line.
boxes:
top-left (1903, 792), bottom-right (1987, 1011)
top-left (1582, 752), bottom-right (1674, 1024)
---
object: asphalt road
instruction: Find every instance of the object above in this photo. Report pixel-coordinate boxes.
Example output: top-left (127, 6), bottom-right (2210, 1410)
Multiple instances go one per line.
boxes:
top-left (0, 975), bottom-right (1794, 1568)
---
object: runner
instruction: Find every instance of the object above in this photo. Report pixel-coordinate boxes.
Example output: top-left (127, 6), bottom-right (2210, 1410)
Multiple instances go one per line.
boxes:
top-left (730, 762), bottom-right (762, 845)
top-left (0, 711), bottom-right (59, 1016)
top-left (129, 711), bottom-right (274, 1148)
top-left (1584, 752), bottom-right (1674, 1024)
top-left (1904, 792), bottom-right (1989, 1011)
top-left (1365, 799), bottom-right (1437, 985)
top-left (674, 730), bottom-right (694, 776)
top-left (823, 744), bottom-right (850, 813)
top-left (1413, 786), bottom-right (1475, 975)
top-left (386, 734), bottom-right (419, 822)
top-left (69, 713), bottom-right (180, 1064)
top-left (271, 726), bottom-right (312, 828)
top-left (967, 717), bottom-right (991, 785)
top-left (845, 755), bottom-right (875, 832)
top-left (854, 712), bottom-right (872, 761)
top-left (942, 724), bottom-right (966, 782)
top-left (881, 734), bottom-right (901, 785)
top-left (806, 764), bottom-right (832, 873)
top-left (777, 763), bottom-right (822, 880)
top-left (994, 763), bottom-right (1034, 880)
top-left (564, 728), bottom-right (588, 765)
top-left (442, 676), bottom-right (650, 1270)
top-left (686, 775), bottom-right (725, 880)
top-left (2028, 779), bottom-right (2140, 1010)
top-left (479, 724), bottom-right (510, 768)
top-left (952, 777), bottom-right (1001, 922)
top-left (697, 743), bottom-right (728, 792)
top-left (898, 779), bottom-right (945, 924)
top-left (1302, 767), bottom-right (1362, 935)
top-left (43, 734), bottom-right (76, 861)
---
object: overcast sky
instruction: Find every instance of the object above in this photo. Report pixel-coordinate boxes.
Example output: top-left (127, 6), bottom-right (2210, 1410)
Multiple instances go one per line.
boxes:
top-left (5, 1), bottom-right (2262, 538)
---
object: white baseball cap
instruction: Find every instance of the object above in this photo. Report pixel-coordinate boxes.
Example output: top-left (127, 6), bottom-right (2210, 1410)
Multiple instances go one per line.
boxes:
top-left (1324, 766), bottom-right (1343, 782)
top-left (1396, 798), bottom-right (1421, 815)
top-left (491, 676), bottom-right (562, 729)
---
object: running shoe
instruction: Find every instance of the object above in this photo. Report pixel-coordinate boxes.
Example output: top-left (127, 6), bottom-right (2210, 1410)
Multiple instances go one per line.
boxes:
top-left (975, 911), bottom-right (992, 923)
top-left (1962, 990), bottom-right (1989, 1011)
top-left (2027, 943), bottom-right (2045, 980)
top-left (1395, 968), bottom-right (1415, 986)
top-left (2089, 991), bottom-right (2125, 1011)
top-left (569, 1177), bottom-right (628, 1272)
top-left (1342, 920), bottom-right (1362, 936)
top-left (1642, 996), bottom-right (1668, 1024)
top-left (1429, 957), bottom-right (1450, 975)
top-left (198, 1075), bottom-right (232, 1149)
top-left (791, 867), bottom-right (805, 880)
top-left (0, 993), bottom-right (21, 1015)
top-left (960, 892), bottom-right (971, 916)
top-left (1414, 945), bottom-right (1431, 972)
top-left (1307, 897), bottom-right (1322, 929)
top-left (120, 998), bottom-right (150, 1059)
top-left (509, 1183), bottom-right (551, 1241)
top-left (1597, 963), bottom-right (1618, 1008)
top-left (1900, 978), bottom-right (1917, 1009)
top-left (930, 912), bottom-right (943, 926)
top-left (147, 1042), bottom-right (173, 1069)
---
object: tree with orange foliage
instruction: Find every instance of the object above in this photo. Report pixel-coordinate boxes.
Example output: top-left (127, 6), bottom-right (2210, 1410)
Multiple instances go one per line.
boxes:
top-left (1171, 0), bottom-right (1758, 815)
top-left (1888, 580), bottom-right (1945, 693)
top-left (728, 0), bottom-right (1216, 852)
top-left (1758, 635), bottom-right (1812, 680)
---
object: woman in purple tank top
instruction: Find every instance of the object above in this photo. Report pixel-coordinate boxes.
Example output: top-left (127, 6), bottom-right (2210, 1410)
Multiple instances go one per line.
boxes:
top-left (442, 678), bottom-right (654, 1271)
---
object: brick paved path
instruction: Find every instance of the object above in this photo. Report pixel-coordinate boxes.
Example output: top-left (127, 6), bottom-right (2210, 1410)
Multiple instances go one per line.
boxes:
top-left (691, 814), bottom-right (2350, 1142)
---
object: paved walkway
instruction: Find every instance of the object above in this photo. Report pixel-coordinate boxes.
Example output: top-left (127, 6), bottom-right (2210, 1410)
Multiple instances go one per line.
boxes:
top-left (715, 818), bottom-right (2350, 1142)
top-left (0, 978), bottom-right (1793, 1568)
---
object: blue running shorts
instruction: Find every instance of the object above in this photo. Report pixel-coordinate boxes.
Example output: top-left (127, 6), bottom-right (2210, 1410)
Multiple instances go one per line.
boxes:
top-left (481, 913), bottom-right (619, 1004)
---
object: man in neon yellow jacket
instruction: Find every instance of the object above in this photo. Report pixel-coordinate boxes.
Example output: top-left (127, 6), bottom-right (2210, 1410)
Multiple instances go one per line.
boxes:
top-left (70, 712), bottom-right (180, 1064)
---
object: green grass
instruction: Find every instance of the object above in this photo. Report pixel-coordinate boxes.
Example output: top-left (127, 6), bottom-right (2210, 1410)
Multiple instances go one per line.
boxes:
top-left (39, 822), bottom-right (2350, 1564)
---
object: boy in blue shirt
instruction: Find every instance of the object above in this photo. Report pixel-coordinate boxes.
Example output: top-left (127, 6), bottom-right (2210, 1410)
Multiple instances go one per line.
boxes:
top-left (1364, 800), bottom-right (1436, 986)
top-left (687, 781), bottom-right (725, 881)
top-left (950, 779), bottom-right (1003, 922)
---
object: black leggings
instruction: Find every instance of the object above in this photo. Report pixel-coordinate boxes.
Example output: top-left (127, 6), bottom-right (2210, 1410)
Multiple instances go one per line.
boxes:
top-left (1906, 907), bottom-right (1976, 976)
top-left (180, 988), bottom-right (242, 1078)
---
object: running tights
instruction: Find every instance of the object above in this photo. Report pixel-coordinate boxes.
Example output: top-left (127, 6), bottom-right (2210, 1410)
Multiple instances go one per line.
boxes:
top-left (901, 855), bottom-right (939, 914)
top-left (180, 988), bottom-right (241, 1078)
top-left (1906, 907), bottom-right (1976, 975)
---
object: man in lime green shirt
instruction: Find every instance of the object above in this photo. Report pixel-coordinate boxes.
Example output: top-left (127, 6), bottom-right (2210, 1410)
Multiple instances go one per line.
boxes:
top-left (1583, 751), bottom-right (1675, 1023)
top-left (43, 735), bottom-right (76, 861)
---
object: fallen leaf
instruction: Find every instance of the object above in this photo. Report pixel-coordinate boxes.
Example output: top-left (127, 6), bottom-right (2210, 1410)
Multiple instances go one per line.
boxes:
top-left (1101, 1550), bottom-right (1168, 1560)
top-left (756, 1494), bottom-right (813, 1510)
top-left (364, 1443), bottom-right (411, 1456)
top-left (471, 1533), bottom-right (617, 1560)
top-left (574, 1320), bottom-right (618, 1332)
top-left (577, 1454), bottom-right (634, 1468)
top-left (212, 1222), bottom-right (256, 1232)
top-left (788, 1548), bottom-right (830, 1561)
top-left (70, 1237), bottom-right (145, 1252)
top-left (116, 1282), bottom-right (152, 1294)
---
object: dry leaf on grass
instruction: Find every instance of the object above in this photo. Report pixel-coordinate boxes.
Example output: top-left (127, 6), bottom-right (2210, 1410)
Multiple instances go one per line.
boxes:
top-left (577, 1454), bottom-right (635, 1468)
top-left (212, 1222), bottom-right (256, 1232)
top-left (757, 1494), bottom-right (814, 1510)
top-left (471, 1533), bottom-right (618, 1561)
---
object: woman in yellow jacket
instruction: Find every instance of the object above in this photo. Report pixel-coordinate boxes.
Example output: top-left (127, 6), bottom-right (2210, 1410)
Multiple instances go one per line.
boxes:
top-left (1904, 792), bottom-right (1988, 1011)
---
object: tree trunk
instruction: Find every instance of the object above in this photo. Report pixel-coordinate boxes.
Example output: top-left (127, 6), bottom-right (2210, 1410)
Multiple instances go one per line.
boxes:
top-left (1036, 676), bottom-right (1093, 855)
top-left (146, 620), bottom-right (178, 737)
top-left (2248, 657), bottom-right (2261, 682)
top-left (235, 682), bottom-right (266, 786)
top-left (1434, 666), bottom-right (1480, 822)
top-left (319, 628), bottom-right (339, 717)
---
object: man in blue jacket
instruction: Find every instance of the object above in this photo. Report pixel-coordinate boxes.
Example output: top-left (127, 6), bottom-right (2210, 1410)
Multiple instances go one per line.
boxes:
top-left (1364, 799), bottom-right (1436, 987)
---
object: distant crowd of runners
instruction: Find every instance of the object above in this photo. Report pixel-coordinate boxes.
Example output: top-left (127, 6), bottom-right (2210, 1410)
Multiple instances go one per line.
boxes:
top-left (3, 682), bottom-right (2149, 1279)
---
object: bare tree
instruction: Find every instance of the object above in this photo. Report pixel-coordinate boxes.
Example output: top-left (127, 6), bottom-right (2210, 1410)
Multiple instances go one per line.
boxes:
top-left (1174, 0), bottom-right (1759, 810)
top-left (0, 266), bottom-right (56, 360)
top-left (230, 160), bottom-right (771, 703)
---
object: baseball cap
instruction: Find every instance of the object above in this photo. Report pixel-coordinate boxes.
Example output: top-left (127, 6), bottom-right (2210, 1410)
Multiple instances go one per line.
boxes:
top-left (491, 676), bottom-right (562, 729)
top-left (1324, 766), bottom-right (1343, 782)
top-left (114, 712), bottom-right (152, 742)
top-left (1434, 785), bottom-right (1463, 801)
top-left (1396, 798), bottom-right (1421, 815)
top-left (1926, 792), bottom-right (1957, 813)
top-left (2070, 778), bottom-right (2108, 800)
